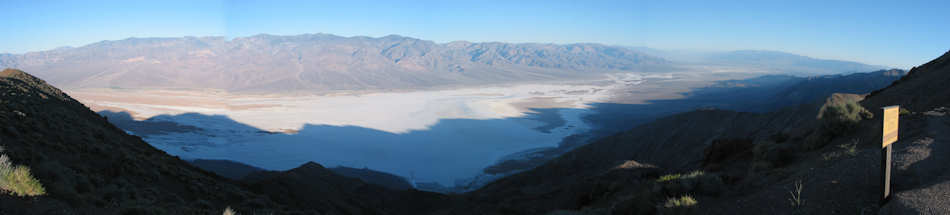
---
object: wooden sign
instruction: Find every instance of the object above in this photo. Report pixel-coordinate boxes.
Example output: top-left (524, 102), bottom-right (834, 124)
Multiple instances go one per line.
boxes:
top-left (881, 105), bottom-right (899, 205)
top-left (882, 106), bottom-right (899, 147)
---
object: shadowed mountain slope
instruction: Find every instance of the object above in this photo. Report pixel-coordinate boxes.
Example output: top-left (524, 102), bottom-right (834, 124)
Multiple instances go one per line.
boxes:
top-left (0, 69), bottom-right (277, 213)
top-left (329, 166), bottom-right (414, 191)
top-left (241, 162), bottom-right (467, 214)
top-left (188, 159), bottom-right (264, 180)
top-left (188, 158), bottom-right (415, 191)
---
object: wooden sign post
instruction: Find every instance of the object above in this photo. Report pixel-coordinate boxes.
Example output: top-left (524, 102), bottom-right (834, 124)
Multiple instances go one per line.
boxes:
top-left (881, 105), bottom-right (899, 205)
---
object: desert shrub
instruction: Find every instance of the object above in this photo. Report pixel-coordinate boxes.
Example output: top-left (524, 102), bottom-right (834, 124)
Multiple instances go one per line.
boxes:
top-left (817, 100), bottom-right (872, 135)
top-left (664, 195), bottom-right (697, 208)
top-left (657, 171), bottom-right (723, 196)
top-left (805, 99), bottom-right (872, 150)
top-left (900, 108), bottom-right (912, 115)
top-left (659, 195), bottom-right (697, 215)
top-left (657, 171), bottom-right (704, 183)
top-left (0, 154), bottom-right (46, 197)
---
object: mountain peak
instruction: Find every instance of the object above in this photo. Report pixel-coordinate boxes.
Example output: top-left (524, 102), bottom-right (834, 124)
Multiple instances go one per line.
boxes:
top-left (298, 161), bottom-right (327, 170)
top-left (0, 68), bottom-right (71, 102)
top-left (1, 68), bottom-right (36, 80)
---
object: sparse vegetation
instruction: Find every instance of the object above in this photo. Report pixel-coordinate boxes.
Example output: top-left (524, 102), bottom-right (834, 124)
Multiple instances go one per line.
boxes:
top-left (900, 108), bottom-right (912, 115)
top-left (657, 170), bottom-right (704, 182)
top-left (788, 180), bottom-right (805, 209)
top-left (821, 139), bottom-right (859, 161)
top-left (664, 195), bottom-right (698, 208)
top-left (841, 139), bottom-right (859, 156)
top-left (0, 153), bottom-right (46, 197)
top-left (807, 96), bottom-right (873, 150)
top-left (817, 99), bottom-right (873, 135)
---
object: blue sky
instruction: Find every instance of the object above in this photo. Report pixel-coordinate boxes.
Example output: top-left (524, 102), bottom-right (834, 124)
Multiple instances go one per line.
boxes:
top-left (1, 0), bottom-right (947, 69)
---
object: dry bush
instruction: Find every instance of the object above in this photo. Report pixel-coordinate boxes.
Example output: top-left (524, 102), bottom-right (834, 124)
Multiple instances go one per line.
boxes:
top-left (817, 100), bottom-right (872, 136)
top-left (657, 170), bottom-right (704, 183)
top-left (0, 154), bottom-right (46, 197)
top-left (664, 195), bottom-right (697, 208)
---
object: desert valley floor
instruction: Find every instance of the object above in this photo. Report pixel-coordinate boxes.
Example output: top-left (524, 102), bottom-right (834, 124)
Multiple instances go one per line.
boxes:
top-left (66, 71), bottom-right (753, 189)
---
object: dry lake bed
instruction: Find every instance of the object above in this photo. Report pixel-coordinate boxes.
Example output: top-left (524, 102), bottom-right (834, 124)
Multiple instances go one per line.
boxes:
top-left (68, 71), bottom-right (753, 189)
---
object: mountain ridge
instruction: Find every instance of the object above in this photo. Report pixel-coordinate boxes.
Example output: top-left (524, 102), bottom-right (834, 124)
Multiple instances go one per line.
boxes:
top-left (0, 33), bottom-right (671, 92)
top-left (1, 33), bottom-right (887, 94)
top-left (626, 47), bottom-right (889, 75)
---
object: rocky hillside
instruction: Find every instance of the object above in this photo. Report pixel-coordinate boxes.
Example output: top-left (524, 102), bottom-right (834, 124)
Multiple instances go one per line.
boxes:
top-left (458, 51), bottom-right (950, 214)
top-left (0, 34), bottom-right (670, 92)
top-left (862, 50), bottom-right (950, 214)
top-left (0, 69), bottom-right (279, 213)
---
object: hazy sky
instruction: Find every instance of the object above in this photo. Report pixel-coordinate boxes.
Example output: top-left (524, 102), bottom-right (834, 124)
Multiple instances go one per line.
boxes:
top-left (1, 0), bottom-right (947, 68)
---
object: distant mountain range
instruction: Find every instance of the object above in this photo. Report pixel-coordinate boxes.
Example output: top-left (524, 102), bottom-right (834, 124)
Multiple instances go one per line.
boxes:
top-left (628, 47), bottom-right (889, 75)
top-left (0, 34), bottom-right (886, 93)
top-left (0, 34), bottom-right (669, 92)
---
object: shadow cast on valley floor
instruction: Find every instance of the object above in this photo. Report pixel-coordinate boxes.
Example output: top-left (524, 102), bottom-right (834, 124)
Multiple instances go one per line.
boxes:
top-left (96, 72), bottom-right (899, 190)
